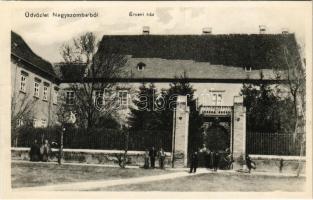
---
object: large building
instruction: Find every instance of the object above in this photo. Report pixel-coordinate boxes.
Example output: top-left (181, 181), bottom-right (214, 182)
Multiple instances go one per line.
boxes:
top-left (56, 27), bottom-right (295, 122)
top-left (11, 28), bottom-right (300, 167)
top-left (11, 31), bottom-right (60, 128)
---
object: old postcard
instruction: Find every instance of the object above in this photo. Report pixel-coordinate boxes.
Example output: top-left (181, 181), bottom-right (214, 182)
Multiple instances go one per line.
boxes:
top-left (0, 1), bottom-right (312, 199)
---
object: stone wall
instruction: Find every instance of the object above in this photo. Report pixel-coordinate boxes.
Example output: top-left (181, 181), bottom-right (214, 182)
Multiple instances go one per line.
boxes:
top-left (12, 148), bottom-right (305, 174)
top-left (250, 155), bottom-right (306, 174)
top-left (12, 148), bottom-right (172, 167)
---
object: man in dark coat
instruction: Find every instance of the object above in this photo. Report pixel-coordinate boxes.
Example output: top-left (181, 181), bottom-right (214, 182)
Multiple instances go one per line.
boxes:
top-left (149, 146), bottom-right (157, 168)
top-left (29, 139), bottom-right (40, 162)
top-left (213, 151), bottom-right (220, 171)
top-left (208, 150), bottom-right (214, 169)
top-left (246, 154), bottom-right (256, 173)
top-left (189, 151), bottom-right (199, 173)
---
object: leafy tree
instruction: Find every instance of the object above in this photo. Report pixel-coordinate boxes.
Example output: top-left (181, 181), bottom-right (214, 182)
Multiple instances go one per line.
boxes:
top-left (95, 115), bottom-right (120, 129)
top-left (128, 75), bottom-right (202, 152)
top-left (128, 83), bottom-right (162, 130)
top-left (241, 82), bottom-right (295, 133)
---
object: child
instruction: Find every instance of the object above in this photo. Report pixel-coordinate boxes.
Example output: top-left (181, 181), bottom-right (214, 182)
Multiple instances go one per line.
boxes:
top-left (158, 148), bottom-right (166, 169)
top-left (246, 154), bottom-right (256, 173)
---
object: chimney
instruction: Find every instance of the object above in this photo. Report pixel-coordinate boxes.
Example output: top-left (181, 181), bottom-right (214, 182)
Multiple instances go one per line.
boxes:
top-left (202, 27), bottom-right (212, 35)
top-left (259, 25), bottom-right (267, 34)
top-left (142, 26), bottom-right (150, 35)
top-left (282, 28), bottom-right (289, 34)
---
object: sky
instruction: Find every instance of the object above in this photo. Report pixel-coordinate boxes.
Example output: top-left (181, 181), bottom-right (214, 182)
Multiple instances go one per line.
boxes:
top-left (11, 2), bottom-right (311, 63)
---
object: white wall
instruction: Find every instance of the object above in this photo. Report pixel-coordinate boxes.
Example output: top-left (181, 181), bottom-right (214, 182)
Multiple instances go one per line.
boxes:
top-left (11, 61), bottom-right (59, 127)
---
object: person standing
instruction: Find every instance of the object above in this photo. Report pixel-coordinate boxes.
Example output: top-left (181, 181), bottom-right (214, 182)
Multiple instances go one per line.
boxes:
top-left (213, 151), bottom-right (220, 171)
top-left (158, 147), bottom-right (166, 169)
top-left (199, 144), bottom-right (207, 167)
top-left (41, 139), bottom-right (51, 162)
top-left (149, 146), bottom-right (157, 168)
top-left (246, 154), bottom-right (256, 173)
top-left (279, 159), bottom-right (284, 173)
top-left (29, 139), bottom-right (40, 162)
top-left (208, 150), bottom-right (214, 169)
top-left (143, 149), bottom-right (150, 169)
top-left (189, 151), bottom-right (199, 173)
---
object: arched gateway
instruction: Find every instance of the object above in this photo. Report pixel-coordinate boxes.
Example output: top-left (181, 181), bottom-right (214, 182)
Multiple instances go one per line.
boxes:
top-left (171, 95), bottom-right (246, 169)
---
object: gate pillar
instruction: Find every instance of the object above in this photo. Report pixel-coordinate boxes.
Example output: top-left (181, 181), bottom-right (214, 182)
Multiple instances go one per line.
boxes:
top-left (172, 96), bottom-right (190, 167)
top-left (232, 96), bottom-right (247, 169)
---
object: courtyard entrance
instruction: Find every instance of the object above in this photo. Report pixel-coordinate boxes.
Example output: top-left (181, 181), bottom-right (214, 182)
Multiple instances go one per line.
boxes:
top-left (172, 96), bottom-right (246, 169)
top-left (190, 107), bottom-right (232, 168)
top-left (201, 117), bottom-right (231, 152)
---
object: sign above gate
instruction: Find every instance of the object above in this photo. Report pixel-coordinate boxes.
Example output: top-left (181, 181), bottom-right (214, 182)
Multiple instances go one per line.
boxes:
top-left (200, 106), bottom-right (232, 116)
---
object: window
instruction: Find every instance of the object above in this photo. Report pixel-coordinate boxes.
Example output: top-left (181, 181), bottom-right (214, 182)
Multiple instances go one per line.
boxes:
top-left (94, 90), bottom-right (104, 106)
top-left (245, 67), bottom-right (252, 72)
top-left (33, 118), bottom-right (38, 128)
top-left (43, 85), bottom-right (49, 101)
top-left (118, 91), bottom-right (128, 106)
top-left (103, 89), bottom-right (114, 107)
top-left (41, 119), bottom-right (47, 128)
top-left (217, 94), bottom-right (222, 105)
top-left (212, 93), bottom-right (223, 105)
top-left (20, 73), bottom-right (27, 93)
top-left (17, 118), bottom-right (24, 127)
top-left (34, 81), bottom-right (40, 98)
top-left (212, 94), bottom-right (217, 104)
top-left (137, 62), bottom-right (146, 71)
top-left (53, 88), bottom-right (58, 104)
top-left (66, 91), bottom-right (75, 105)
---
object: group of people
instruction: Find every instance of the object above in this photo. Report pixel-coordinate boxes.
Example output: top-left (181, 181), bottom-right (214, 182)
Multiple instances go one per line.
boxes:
top-left (189, 144), bottom-right (256, 173)
top-left (191, 144), bottom-right (232, 172)
top-left (143, 146), bottom-right (166, 169)
top-left (29, 139), bottom-right (51, 162)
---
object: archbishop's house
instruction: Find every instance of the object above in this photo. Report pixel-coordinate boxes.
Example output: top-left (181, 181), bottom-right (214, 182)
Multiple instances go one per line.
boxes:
top-left (11, 28), bottom-right (305, 171)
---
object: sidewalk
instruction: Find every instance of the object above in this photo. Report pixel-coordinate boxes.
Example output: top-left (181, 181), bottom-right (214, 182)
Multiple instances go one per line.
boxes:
top-left (13, 160), bottom-right (304, 177)
top-left (14, 170), bottom-right (206, 191)
top-left (12, 159), bottom-right (139, 169)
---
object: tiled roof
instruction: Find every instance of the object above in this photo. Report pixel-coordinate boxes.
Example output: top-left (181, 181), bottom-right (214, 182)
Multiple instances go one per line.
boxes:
top-left (11, 31), bottom-right (57, 79)
top-left (53, 63), bottom-right (87, 81)
top-left (98, 34), bottom-right (300, 70)
top-left (58, 57), bottom-right (287, 82)
top-left (123, 58), bottom-right (286, 80)
top-left (58, 34), bottom-right (298, 82)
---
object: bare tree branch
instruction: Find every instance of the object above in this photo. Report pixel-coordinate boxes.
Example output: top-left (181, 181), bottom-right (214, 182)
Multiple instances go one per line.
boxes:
top-left (59, 32), bottom-right (127, 129)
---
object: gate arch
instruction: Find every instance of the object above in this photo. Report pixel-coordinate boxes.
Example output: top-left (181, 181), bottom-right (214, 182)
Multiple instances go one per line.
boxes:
top-left (203, 123), bottom-right (230, 151)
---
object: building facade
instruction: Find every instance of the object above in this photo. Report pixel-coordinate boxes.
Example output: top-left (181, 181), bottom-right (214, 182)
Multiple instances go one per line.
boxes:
top-left (11, 29), bottom-right (300, 167)
top-left (11, 31), bottom-right (60, 128)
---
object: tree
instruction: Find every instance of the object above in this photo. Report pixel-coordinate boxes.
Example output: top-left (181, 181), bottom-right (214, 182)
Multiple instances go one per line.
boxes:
top-left (241, 81), bottom-right (295, 133)
top-left (60, 32), bottom-right (127, 129)
top-left (127, 75), bottom-right (202, 152)
top-left (282, 46), bottom-right (305, 142)
top-left (281, 44), bottom-right (306, 176)
top-left (128, 83), bottom-right (162, 131)
top-left (11, 92), bottom-right (35, 146)
top-left (242, 39), bottom-right (305, 175)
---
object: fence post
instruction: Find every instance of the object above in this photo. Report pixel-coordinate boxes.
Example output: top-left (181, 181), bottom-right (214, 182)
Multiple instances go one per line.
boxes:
top-left (58, 127), bottom-right (65, 165)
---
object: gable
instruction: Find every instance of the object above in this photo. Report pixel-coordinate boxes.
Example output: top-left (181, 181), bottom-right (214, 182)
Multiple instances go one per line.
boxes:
top-left (11, 31), bottom-right (58, 81)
